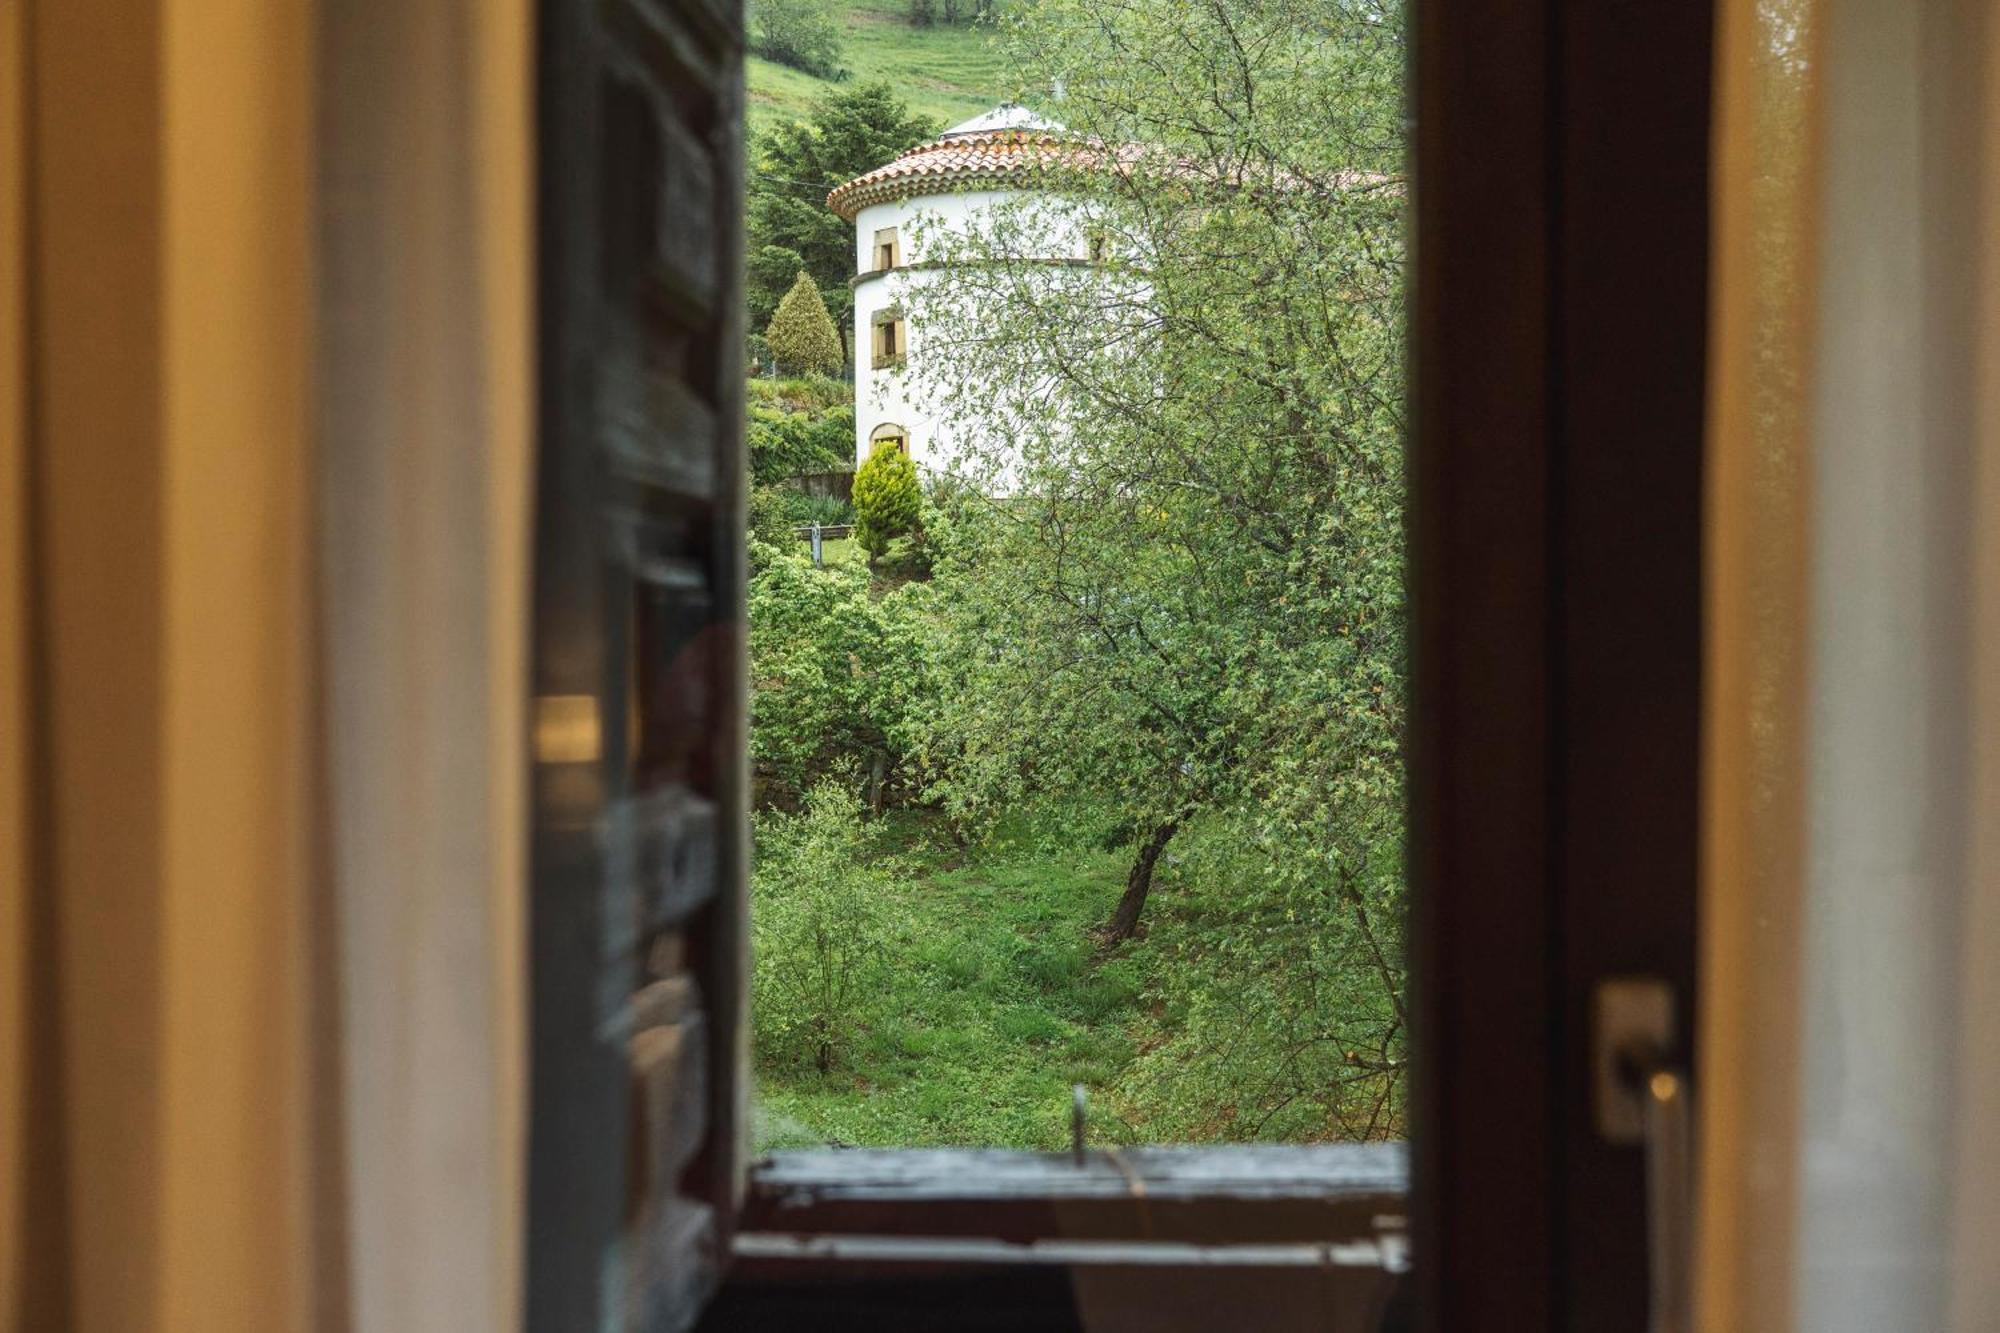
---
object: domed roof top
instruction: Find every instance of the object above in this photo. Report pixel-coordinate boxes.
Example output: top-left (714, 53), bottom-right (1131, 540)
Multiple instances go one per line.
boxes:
top-left (938, 105), bottom-right (1061, 137)
top-left (826, 104), bottom-right (1093, 221)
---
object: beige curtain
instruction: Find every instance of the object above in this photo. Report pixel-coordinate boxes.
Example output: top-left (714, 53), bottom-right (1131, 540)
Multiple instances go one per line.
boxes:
top-left (1701, 0), bottom-right (2000, 1327)
top-left (0, 2), bottom-right (531, 1329)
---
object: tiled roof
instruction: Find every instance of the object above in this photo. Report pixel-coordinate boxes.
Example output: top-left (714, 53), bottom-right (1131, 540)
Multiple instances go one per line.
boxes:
top-left (826, 106), bottom-right (1401, 222)
top-left (827, 126), bottom-right (1101, 221)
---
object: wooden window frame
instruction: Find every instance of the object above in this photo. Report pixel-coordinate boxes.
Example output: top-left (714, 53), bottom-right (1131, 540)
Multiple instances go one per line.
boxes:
top-left (871, 310), bottom-right (907, 370)
top-left (528, 0), bottom-right (1714, 1322)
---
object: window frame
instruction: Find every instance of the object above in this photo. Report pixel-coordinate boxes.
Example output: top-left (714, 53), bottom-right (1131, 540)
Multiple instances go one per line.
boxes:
top-left (871, 308), bottom-right (907, 370)
top-left (528, 0), bottom-right (1716, 1322)
top-left (874, 225), bottom-right (901, 272)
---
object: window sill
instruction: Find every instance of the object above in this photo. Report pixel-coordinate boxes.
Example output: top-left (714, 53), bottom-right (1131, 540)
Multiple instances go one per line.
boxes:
top-left (739, 1143), bottom-right (1407, 1250)
top-left (717, 1146), bottom-right (1410, 1331)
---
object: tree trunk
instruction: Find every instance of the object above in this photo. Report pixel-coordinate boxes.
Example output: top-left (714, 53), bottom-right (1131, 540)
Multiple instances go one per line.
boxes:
top-left (1103, 818), bottom-right (1179, 945)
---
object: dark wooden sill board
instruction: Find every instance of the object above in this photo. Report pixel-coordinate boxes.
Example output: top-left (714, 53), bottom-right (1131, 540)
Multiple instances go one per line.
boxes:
top-left (737, 1143), bottom-right (1409, 1248)
top-left (713, 1147), bottom-right (1411, 1333)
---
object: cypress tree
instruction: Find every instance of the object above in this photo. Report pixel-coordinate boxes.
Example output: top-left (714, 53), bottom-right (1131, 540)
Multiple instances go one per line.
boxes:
top-left (765, 270), bottom-right (845, 377)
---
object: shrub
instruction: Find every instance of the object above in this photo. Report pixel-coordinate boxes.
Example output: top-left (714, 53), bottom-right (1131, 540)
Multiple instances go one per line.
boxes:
top-left (753, 782), bottom-right (893, 1073)
top-left (749, 402), bottom-right (853, 486)
top-left (749, 485), bottom-right (799, 551)
top-left (750, 0), bottom-right (843, 78)
top-left (748, 540), bottom-right (935, 805)
top-left (852, 440), bottom-right (921, 558)
top-left (746, 373), bottom-right (851, 415)
top-left (796, 492), bottom-right (855, 527)
top-left (766, 271), bottom-right (846, 377)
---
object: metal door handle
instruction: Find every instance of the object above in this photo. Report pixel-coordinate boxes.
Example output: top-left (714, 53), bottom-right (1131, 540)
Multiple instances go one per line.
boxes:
top-left (1594, 978), bottom-right (1694, 1333)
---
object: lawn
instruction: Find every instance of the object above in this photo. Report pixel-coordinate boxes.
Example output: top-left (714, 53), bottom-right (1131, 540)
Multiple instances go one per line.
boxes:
top-left (815, 534), bottom-right (862, 566)
top-left (752, 812), bottom-right (1153, 1151)
top-left (747, 2), bottom-right (1015, 139)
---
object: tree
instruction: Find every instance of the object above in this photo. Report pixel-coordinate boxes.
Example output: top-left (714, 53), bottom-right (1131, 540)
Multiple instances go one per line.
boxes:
top-left (765, 271), bottom-right (845, 376)
top-left (909, 0), bottom-right (1409, 1137)
top-left (752, 782), bottom-right (893, 1073)
top-left (748, 85), bottom-right (936, 344)
top-left (750, 0), bottom-right (843, 78)
top-left (748, 539), bottom-right (933, 807)
top-left (851, 439), bottom-right (921, 558)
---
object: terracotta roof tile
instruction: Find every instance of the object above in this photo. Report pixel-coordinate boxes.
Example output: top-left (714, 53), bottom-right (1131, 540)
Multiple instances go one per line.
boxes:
top-left (826, 129), bottom-right (1101, 221)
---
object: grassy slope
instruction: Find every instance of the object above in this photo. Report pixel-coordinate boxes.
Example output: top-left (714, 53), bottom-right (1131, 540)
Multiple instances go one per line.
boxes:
top-left (754, 814), bottom-right (1151, 1150)
top-left (747, 1), bottom-right (1015, 140)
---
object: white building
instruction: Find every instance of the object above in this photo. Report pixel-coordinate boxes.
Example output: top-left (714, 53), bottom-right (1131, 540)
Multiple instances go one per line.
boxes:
top-left (828, 106), bottom-right (1109, 480)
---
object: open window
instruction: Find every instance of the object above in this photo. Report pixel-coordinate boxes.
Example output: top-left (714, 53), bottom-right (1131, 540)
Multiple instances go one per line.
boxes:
top-left (869, 422), bottom-right (909, 456)
top-left (527, 0), bottom-right (1716, 1327)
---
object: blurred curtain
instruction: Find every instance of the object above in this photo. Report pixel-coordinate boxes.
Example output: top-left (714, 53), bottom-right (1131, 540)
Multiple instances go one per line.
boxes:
top-left (0, 1), bottom-right (530, 1329)
top-left (1701, 0), bottom-right (2000, 1328)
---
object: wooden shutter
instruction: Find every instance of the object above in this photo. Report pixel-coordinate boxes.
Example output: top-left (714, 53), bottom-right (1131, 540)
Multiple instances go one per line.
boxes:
top-left (528, 0), bottom-right (749, 1329)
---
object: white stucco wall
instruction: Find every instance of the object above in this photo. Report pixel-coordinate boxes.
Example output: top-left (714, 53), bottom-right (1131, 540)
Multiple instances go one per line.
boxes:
top-left (850, 188), bottom-right (1097, 482)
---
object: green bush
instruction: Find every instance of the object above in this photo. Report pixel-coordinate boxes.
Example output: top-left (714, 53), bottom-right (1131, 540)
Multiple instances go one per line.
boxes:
top-left (750, 0), bottom-right (843, 78)
top-left (852, 439), bottom-right (921, 558)
top-left (765, 270), bottom-right (845, 377)
top-left (753, 782), bottom-right (892, 1074)
top-left (748, 540), bottom-right (935, 806)
top-left (746, 373), bottom-right (851, 415)
top-left (749, 486), bottom-right (800, 552)
top-left (748, 402), bottom-right (853, 487)
top-left (795, 492), bottom-right (855, 527)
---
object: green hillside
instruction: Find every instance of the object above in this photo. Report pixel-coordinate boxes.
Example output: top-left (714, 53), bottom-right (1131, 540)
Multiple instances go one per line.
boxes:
top-left (747, 2), bottom-right (1015, 140)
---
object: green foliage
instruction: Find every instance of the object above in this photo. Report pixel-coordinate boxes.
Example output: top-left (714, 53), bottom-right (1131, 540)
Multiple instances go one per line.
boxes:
top-left (916, 0), bottom-right (995, 24)
top-left (753, 783), bottom-right (890, 1074)
top-left (747, 0), bottom-right (1411, 1148)
top-left (851, 440), bottom-right (921, 557)
top-left (751, 0), bottom-right (844, 77)
top-left (795, 492), bottom-right (857, 527)
top-left (748, 540), bottom-right (935, 806)
top-left (746, 373), bottom-right (852, 414)
top-left (755, 812), bottom-right (1151, 1150)
top-left (749, 485), bottom-right (800, 551)
top-left (1111, 821), bottom-right (1406, 1141)
top-left (905, 0), bottom-right (1409, 1135)
top-left (748, 83), bottom-right (936, 335)
top-left (749, 401), bottom-right (853, 487)
top-left (746, 4), bottom-right (1009, 139)
top-left (765, 271), bottom-right (847, 377)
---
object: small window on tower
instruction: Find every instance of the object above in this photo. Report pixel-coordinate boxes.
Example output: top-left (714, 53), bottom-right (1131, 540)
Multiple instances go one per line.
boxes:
top-left (872, 310), bottom-right (907, 369)
top-left (871, 422), bottom-right (910, 456)
top-left (874, 227), bottom-right (901, 271)
top-left (1087, 229), bottom-right (1112, 263)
